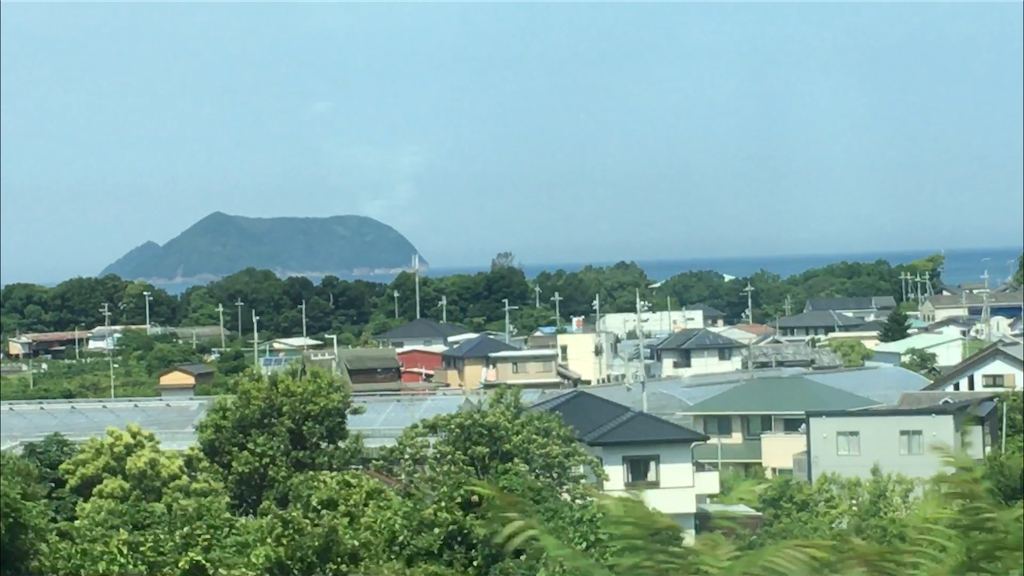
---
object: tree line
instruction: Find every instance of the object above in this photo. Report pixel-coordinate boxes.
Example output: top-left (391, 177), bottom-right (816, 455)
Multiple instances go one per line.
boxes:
top-left (2, 369), bottom-right (1021, 576)
top-left (2, 252), bottom-right (966, 347)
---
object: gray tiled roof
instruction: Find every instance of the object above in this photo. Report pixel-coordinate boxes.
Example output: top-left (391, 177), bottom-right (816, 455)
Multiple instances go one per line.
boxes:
top-left (685, 303), bottom-right (726, 318)
top-left (656, 329), bottom-right (744, 350)
top-left (776, 310), bottom-right (864, 329)
top-left (804, 296), bottom-right (896, 312)
top-left (927, 292), bottom-right (1023, 308)
top-left (442, 335), bottom-right (517, 359)
top-left (378, 318), bottom-right (470, 341)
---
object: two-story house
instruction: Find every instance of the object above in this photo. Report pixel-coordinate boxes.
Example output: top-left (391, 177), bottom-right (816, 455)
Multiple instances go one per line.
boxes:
top-left (376, 318), bottom-right (472, 348)
top-left (776, 311), bottom-right (865, 339)
top-left (678, 377), bottom-right (883, 477)
top-left (803, 296), bottom-right (897, 321)
top-left (655, 329), bottom-right (745, 378)
top-left (556, 330), bottom-right (615, 385)
top-left (924, 341), bottom-right (1023, 392)
top-left (920, 292), bottom-right (1024, 323)
top-left (532, 390), bottom-right (720, 543)
top-left (802, 396), bottom-right (999, 482)
top-left (434, 335), bottom-right (518, 389)
top-left (486, 349), bottom-right (568, 388)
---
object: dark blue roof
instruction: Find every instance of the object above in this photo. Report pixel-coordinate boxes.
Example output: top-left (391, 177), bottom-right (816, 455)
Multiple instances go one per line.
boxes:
top-left (531, 390), bottom-right (707, 446)
top-left (442, 335), bottom-right (517, 359)
top-left (656, 329), bottom-right (743, 350)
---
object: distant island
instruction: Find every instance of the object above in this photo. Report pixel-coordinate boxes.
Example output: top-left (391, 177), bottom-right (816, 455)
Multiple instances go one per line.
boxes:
top-left (100, 212), bottom-right (426, 284)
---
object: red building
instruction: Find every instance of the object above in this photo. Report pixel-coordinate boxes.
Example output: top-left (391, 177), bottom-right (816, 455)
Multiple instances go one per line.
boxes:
top-left (397, 346), bottom-right (446, 384)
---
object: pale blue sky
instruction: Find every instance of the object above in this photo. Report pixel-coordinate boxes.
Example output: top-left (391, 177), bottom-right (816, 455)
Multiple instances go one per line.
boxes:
top-left (2, 2), bottom-right (1022, 284)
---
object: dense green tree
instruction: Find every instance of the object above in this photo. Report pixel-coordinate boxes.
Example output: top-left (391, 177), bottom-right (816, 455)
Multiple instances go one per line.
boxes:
top-left (19, 433), bottom-right (80, 523)
top-left (827, 338), bottom-right (872, 367)
top-left (1014, 253), bottom-right (1023, 288)
top-left (197, 365), bottom-right (363, 514)
top-left (1, 452), bottom-right (49, 576)
top-left (879, 307), bottom-right (910, 342)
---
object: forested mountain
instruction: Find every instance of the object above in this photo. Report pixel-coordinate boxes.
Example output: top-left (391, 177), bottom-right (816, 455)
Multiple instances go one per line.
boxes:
top-left (100, 212), bottom-right (424, 282)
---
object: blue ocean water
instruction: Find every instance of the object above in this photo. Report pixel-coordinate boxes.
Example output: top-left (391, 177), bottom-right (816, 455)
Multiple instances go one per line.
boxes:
top-left (428, 247), bottom-right (1022, 287)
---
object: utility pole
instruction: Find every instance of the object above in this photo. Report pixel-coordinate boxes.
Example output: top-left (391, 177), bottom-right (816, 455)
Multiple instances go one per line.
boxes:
top-left (592, 293), bottom-right (601, 333)
top-left (784, 295), bottom-right (793, 317)
top-left (665, 295), bottom-right (672, 333)
top-left (235, 298), bottom-right (244, 342)
top-left (551, 291), bottom-right (563, 329)
top-left (437, 295), bottom-right (448, 323)
top-left (142, 291), bottom-right (152, 333)
top-left (393, 290), bottom-right (400, 320)
top-left (413, 254), bottom-right (421, 319)
top-left (534, 285), bottom-right (542, 308)
top-left (982, 292), bottom-right (992, 343)
top-left (252, 309), bottom-right (260, 372)
top-left (915, 273), bottom-right (924, 305)
top-left (981, 269), bottom-right (990, 291)
top-left (325, 334), bottom-right (339, 375)
top-left (635, 288), bottom-right (649, 413)
top-left (743, 283), bottom-right (755, 325)
top-left (593, 293), bottom-right (603, 381)
top-left (502, 298), bottom-right (519, 344)
top-left (924, 270), bottom-right (932, 298)
top-left (216, 304), bottom-right (226, 349)
top-left (299, 299), bottom-right (308, 349)
top-left (101, 303), bottom-right (114, 399)
top-left (74, 326), bottom-right (80, 360)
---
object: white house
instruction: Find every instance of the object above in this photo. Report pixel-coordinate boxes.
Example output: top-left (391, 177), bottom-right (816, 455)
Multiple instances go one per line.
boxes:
top-left (872, 332), bottom-right (966, 368)
top-left (924, 341), bottom-right (1023, 392)
top-left (654, 329), bottom-right (745, 378)
top-left (599, 310), bottom-right (705, 339)
top-left (532, 390), bottom-right (720, 543)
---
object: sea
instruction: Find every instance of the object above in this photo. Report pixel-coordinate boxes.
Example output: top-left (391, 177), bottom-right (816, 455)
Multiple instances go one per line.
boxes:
top-left (427, 247), bottom-right (1023, 288)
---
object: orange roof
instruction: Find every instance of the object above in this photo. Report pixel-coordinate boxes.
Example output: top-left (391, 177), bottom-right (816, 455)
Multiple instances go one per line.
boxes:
top-left (14, 331), bottom-right (82, 343)
top-left (734, 324), bottom-right (776, 336)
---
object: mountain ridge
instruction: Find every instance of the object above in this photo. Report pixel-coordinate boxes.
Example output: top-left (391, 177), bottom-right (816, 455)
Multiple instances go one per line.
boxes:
top-left (100, 212), bottom-right (426, 284)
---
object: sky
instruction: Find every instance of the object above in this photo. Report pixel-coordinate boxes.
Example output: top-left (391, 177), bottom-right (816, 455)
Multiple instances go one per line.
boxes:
top-left (1, 3), bottom-right (1022, 284)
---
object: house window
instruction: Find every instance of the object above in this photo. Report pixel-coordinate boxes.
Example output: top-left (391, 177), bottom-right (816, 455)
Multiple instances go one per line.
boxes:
top-left (623, 455), bottom-right (660, 488)
top-left (718, 348), bottom-right (733, 361)
top-left (744, 415), bottom-right (773, 438)
top-left (512, 362), bottom-right (521, 374)
top-left (560, 345), bottom-right (568, 363)
top-left (968, 375), bottom-right (975, 391)
top-left (900, 430), bottom-right (924, 455)
top-left (782, 418), bottom-right (804, 433)
top-left (703, 416), bottom-right (733, 437)
top-left (673, 350), bottom-right (692, 369)
top-left (837, 431), bottom-right (861, 456)
top-left (982, 375), bottom-right (1005, 388)
top-left (422, 340), bottom-right (434, 346)
top-left (392, 342), bottom-right (404, 348)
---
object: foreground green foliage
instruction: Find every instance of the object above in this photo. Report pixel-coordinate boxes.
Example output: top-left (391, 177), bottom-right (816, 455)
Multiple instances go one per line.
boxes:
top-left (2, 371), bottom-right (1022, 575)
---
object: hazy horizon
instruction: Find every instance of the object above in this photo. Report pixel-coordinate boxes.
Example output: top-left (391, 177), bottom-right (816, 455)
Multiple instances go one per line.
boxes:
top-left (2, 3), bottom-right (1022, 284)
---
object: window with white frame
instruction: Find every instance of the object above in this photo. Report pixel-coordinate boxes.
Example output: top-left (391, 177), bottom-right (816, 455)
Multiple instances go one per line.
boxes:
top-left (623, 455), bottom-right (660, 488)
top-left (899, 430), bottom-right (924, 455)
top-left (837, 431), bottom-right (861, 456)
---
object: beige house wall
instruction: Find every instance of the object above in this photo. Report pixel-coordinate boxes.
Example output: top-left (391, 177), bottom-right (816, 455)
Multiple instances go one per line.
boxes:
top-left (760, 433), bottom-right (807, 475)
top-left (556, 333), bottom-right (606, 383)
top-left (158, 370), bottom-right (198, 387)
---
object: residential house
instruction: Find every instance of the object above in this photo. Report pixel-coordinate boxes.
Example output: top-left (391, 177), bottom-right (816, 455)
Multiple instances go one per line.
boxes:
top-left (678, 377), bottom-right (882, 477)
top-left (87, 325), bottom-right (148, 350)
top-left (744, 343), bottom-right (842, 370)
top-left (336, 348), bottom-right (403, 392)
top-left (776, 311), bottom-right (865, 339)
top-left (157, 363), bottom-right (215, 400)
top-left (397, 345), bottom-right (447, 384)
top-left (708, 324), bottom-right (777, 346)
top-left (923, 341), bottom-right (1023, 392)
top-left (526, 327), bottom-right (559, 349)
top-left (802, 397), bottom-right (999, 482)
top-left (556, 330), bottom-right (615, 385)
top-left (7, 331), bottom-right (86, 359)
top-left (656, 329), bottom-right (745, 378)
top-left (435, 335), bottom-right (519, 389)
top-left (920, 293), bottom-right (1024, 323)
top-left (376, 318), bottom-right (471, 348)
top-left (531, 390), bottom-right (720, 543)
top-left (871, 332), bottom-right (966, 368)
top-left (486, 349), bottom-right (568, 389)
top-left (823, 325), bottom-right (883, 349)
top-left (599, 310), bottom-right (705, 339)
top-left (803, 296), bottom-right (896, 321)
top-left (686, 304), bottom-right (726, 327)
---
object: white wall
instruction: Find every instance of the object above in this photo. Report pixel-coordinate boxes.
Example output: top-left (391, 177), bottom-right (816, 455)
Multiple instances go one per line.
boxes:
top-left (940, 357), bottom-right (1023, 392)
top-left (598, 443), bottom-right (701, 516)
top-left (660, 348), bottom-right (743, 378)
top-left (600, 310), bottom-right (705, 338)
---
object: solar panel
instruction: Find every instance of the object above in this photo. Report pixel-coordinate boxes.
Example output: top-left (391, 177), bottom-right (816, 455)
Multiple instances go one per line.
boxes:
top-left (262, 358), bottom-right (274, 367)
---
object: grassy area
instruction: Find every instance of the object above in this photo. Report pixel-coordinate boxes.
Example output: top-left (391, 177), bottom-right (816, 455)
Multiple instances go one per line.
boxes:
top-left (0, 358), bottom-right (230, 401)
